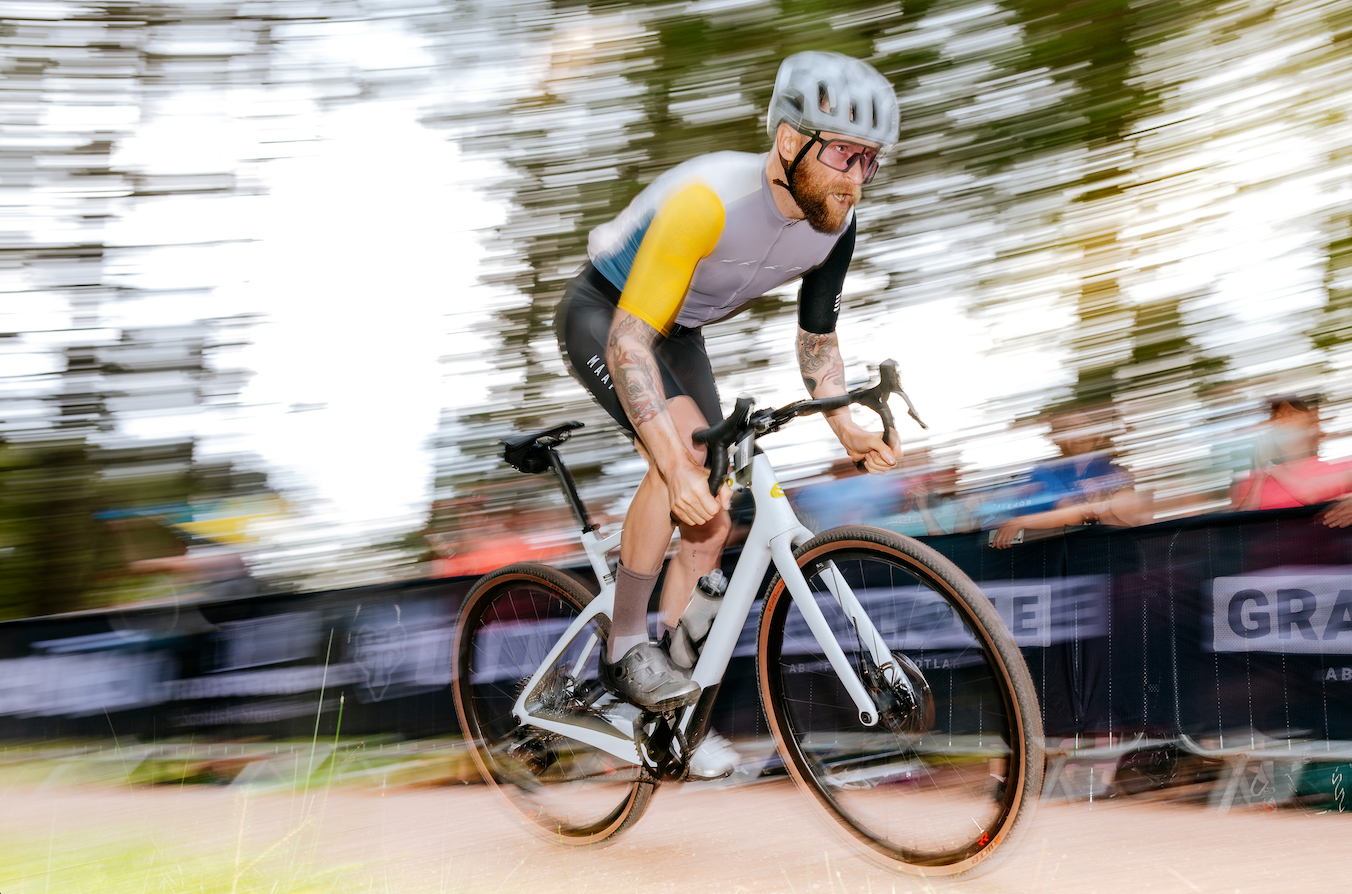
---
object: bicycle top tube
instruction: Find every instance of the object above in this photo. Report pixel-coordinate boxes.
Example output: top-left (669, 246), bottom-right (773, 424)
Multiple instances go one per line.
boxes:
top-left (690, 358), bottom-right (927, 497)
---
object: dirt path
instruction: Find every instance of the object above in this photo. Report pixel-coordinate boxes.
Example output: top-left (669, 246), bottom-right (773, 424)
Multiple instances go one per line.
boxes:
top-left (1, 779), bottom-right (1348, 893)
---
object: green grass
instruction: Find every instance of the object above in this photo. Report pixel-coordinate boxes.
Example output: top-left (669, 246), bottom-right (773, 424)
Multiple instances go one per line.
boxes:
top-left (0, 836), bottom-right (371, 894)
top-left (0, 732), bottom-right (498, 894)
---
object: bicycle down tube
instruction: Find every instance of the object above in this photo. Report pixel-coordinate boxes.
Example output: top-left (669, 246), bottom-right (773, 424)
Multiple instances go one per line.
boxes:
top-left (684, 451), bottom-right (888, 729)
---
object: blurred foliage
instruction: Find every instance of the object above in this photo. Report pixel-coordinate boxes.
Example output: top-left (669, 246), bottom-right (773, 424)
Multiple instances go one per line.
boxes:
top-left (428, 0), bottom-right (1352, 530)
top-left (0, 437), bottom-right (270, 618)
top-left (1, 2), bottom-right (293, 615)
top-left (1314, 217), bottom-right (1352, 353)
top-left (6, 0), bottom-right (1352, 594)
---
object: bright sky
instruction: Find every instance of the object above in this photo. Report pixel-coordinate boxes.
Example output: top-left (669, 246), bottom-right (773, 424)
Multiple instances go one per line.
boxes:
top-left (108, 94), bottom-right (509, 538)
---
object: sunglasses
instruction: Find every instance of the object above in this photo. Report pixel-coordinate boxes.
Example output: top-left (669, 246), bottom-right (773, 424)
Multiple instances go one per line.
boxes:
top-left (799, 128), bottom-right (882, 183)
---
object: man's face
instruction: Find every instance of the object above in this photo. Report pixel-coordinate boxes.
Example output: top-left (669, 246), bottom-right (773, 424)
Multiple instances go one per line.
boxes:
top-left (1049, 412), bottom-right (1103, 458)
top-left (788, 130), bottom-right (875, 234)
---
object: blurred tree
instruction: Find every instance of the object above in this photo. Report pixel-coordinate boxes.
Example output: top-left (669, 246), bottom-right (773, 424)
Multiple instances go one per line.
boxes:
top-left (0, 0), bottom-right (351, 614)
top-left (1314, 2), bottom-right (1352, 363)
top-left (997, 0), bottom-right (1157, 411)
top-left (0, 434), bottom-right (273, 619)
top-left (427, 0), bottom-right (924, 528)
top-left (1312, 220), bottom-right (1352, 355)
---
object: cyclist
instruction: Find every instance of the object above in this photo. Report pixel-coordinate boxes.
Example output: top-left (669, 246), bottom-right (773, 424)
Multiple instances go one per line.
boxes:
top-left (555, 51), bottom-right (901, 729)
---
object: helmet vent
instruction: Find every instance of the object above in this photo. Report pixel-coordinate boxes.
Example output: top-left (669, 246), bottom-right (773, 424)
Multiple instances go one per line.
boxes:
top-left (766, 51), bottom-right (898, 150)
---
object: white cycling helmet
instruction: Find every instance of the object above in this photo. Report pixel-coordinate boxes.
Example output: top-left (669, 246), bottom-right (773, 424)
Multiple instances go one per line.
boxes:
top-left (766, 51), bottom-right (899, 150)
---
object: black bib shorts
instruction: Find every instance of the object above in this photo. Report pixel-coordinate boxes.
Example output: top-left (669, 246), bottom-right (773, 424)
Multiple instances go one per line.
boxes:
top-left (554, 263), bottom-right (724, 436)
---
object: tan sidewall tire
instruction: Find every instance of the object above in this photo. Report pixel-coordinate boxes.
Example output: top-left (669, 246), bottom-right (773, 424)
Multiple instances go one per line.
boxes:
top-left (452, 562), bottom-right (654, 847)
top-left (756, 526), bottom-right (1044, 879)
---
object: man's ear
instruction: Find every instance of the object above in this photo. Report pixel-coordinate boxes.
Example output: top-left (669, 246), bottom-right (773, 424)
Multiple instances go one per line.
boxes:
top-left (774, 122), bottom-right (802, 160)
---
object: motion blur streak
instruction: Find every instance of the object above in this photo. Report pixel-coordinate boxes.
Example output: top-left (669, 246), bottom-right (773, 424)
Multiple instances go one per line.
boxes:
top-left (2, 0), bottom-right (1351, 618)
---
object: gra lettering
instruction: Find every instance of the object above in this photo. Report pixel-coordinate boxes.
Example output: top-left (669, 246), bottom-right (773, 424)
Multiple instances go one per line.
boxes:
top-left (1228, 590), bottom-right (1270, 638)
top-left (1227, 589), bottom-right (1352, 642)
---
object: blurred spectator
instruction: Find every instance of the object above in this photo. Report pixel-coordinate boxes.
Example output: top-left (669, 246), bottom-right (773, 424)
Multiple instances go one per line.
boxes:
top-left (879, 453), bottom-right (976, 536)
top-left (118, 525), bottom-right (258, 602)
top-left (428, 497), bottom-right (573, 578)
top-left (1231, 394), bottom-right (1352, 512)
top-left (790, 457), bottom-right (906, 532)
top-left (992, 409), bottom-right (1151, 549)
top-left (1321, 496), bottom-right (1352, 527)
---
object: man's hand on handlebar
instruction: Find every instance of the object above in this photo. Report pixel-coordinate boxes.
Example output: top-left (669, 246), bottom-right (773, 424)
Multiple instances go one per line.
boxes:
top-left (828, 414), bottom-right (899, 474)
top-left (668, 456), bottom-right (730, 527)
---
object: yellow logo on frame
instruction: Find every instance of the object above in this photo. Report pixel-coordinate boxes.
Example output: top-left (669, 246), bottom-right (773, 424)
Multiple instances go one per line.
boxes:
top-left (770, 483), bottom-right (785, 498)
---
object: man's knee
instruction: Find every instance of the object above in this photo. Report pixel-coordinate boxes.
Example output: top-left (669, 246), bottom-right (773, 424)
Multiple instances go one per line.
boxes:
top-left (679, 507), bottom-right (731, 545)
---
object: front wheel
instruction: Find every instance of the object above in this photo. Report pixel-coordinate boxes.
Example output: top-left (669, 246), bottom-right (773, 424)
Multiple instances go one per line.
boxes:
top-left (757, 527), bottom-right (1043, 879)
top-left (453, 563), bottom-right (654, 845)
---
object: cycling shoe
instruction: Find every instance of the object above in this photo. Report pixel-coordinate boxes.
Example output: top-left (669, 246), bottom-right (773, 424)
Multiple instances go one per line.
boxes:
top-left (688, 730), bottom-right (740, 780)
top-left (599, 641), bottom-right (701, 712)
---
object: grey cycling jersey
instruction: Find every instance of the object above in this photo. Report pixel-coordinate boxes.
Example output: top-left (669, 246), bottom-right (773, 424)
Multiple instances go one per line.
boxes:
top-left (587, 151), bottom-right (853, 333)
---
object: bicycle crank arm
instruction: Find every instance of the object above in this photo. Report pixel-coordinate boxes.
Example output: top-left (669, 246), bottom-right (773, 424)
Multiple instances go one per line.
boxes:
top-left (517, 709), bottom-right (643, 766)
top-left (770, 534), bottom-right (882, 726)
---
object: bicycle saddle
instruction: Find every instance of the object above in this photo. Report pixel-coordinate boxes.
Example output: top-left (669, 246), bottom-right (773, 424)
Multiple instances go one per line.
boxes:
top-left (502, 421), bottom-right (584, 474)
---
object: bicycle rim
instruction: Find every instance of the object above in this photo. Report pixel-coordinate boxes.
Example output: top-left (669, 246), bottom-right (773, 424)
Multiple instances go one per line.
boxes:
top-left (757, 527), bottom-right (1043, 878)
top-left (453, 563), bottom-right (654, 845)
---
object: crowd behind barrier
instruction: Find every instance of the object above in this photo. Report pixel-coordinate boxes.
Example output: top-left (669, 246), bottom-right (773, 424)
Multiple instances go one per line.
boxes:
top-left (4, 505), bottom-right (1351, 779)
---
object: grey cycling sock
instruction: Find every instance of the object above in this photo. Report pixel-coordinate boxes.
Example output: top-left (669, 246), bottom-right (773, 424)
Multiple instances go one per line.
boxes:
top-left (609, 562), bottom-right (660, 660)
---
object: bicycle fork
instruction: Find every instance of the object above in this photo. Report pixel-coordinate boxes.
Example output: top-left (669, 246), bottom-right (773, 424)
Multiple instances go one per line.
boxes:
top-left (768, 533), bottom-right (915, 728)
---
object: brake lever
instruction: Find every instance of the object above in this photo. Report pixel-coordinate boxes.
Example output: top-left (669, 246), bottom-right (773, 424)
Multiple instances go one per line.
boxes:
top-left (896, 386), bottom-right (928, 430)
top-left (692, 395), bottom-right (754, 498)
top-left (852, 360), bottom-right (927, 470)
top-left (877, 359), bottom-right (928, 431)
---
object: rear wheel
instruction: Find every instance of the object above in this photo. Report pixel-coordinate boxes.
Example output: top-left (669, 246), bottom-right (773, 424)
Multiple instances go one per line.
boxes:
top-left (453, 563), bottom-right (653, 845)
top-left (757, 527), bottom-right (1043, 879)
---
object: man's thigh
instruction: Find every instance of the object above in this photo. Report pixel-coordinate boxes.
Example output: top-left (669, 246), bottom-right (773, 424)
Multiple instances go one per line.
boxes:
top-left (558, 283), bottom-right (722, 435)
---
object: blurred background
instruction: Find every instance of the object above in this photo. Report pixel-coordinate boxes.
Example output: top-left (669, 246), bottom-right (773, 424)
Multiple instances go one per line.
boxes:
top-left (4, 0), bottom-right (1352, 617)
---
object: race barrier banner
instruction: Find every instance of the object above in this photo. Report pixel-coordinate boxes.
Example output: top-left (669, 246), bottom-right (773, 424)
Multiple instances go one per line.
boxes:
top-left (1209, 569), bottom-right (1352, 653)
top-left (2, 505), bottom-right (1350, 749)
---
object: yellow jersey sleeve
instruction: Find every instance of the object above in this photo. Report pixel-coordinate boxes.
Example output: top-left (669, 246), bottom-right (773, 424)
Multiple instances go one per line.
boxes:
top-left (617, 182), bottom-right (725, 335)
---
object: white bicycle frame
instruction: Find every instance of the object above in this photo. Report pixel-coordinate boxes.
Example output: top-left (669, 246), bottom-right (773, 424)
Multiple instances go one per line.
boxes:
top-left (508, 434), bottom-right (912, 768)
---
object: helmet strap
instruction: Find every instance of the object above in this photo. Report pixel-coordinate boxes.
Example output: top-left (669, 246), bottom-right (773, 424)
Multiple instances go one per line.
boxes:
top-left (772, 133), bottom-right (818, 202)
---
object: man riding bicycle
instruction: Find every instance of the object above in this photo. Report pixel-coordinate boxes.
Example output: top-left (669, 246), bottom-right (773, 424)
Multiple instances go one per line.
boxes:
top-left (555, 51), bottom-right (900, 737)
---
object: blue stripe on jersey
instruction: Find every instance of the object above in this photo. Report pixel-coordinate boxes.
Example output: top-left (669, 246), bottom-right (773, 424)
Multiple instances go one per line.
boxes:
top-left (593, 213), bottom-right (653, 291)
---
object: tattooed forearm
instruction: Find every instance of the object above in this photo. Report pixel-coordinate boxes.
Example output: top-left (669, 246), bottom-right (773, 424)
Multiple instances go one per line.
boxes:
top-left (797, 329), bottom-right (846, 397)
top-left (608, 314), bottom-right (667, 427)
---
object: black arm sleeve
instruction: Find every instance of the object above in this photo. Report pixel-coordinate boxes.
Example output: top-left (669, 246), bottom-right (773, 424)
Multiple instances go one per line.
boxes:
top-left (797, 215), bottom-right (856, 334)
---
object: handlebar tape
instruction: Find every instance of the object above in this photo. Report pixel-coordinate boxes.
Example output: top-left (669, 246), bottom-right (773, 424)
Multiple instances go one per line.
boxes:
top-left (692, 396), bottom-right (753, 497)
